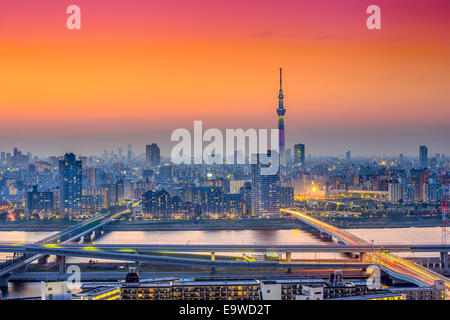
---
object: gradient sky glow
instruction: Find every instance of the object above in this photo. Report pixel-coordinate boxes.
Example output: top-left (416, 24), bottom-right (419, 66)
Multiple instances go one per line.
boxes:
top-left (0, 0), bottom-right (449, 157)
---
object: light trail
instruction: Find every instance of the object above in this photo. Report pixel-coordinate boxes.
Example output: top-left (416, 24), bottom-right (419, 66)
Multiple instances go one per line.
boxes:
top-left (281, 208), bottom-right (450, 295)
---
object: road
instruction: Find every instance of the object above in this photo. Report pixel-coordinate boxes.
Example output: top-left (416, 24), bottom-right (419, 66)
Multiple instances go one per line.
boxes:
top-left (0, 202), bottom-right (137, 277)
top-left (0, 243), bottom-right (448, 253)
top-left (281, 209), bottom-right (450, 293)
top-left (0, 244), bottom-right (371, 269)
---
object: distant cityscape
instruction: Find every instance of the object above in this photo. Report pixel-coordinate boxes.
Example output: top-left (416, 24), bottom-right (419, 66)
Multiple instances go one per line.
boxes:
top-left (0, 69), bottom-right (448, 301)
top-left (1, 70), bottom-right (448, 223)
top-left (2, 0), bottom-right (450, 309)
top-left (0, 74), bottom-right (448, 302)
top-left (0, 142), bottom-right (448, 222)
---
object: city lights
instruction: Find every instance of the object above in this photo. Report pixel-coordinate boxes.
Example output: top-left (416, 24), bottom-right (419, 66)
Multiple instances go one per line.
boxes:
top-left (0, 0), bottom-right (448, 311)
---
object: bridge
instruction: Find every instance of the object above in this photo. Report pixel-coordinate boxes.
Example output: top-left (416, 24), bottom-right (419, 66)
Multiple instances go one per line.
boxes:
top-left (0, 242), bottom-right (447, 278)
top-left (0, 244), bottom-right (370, 269)
top-left (0, 202), bottom-right (137, 280)
top-left (1, 205), bottom-right (448, 291)
top-left (0, 243), bottom-right (448, 253)
top-left (281, 209), bottom-right (450, 291)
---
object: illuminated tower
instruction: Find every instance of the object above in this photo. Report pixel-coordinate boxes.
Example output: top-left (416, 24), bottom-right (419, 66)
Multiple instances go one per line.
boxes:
top-left (276, 68), bottom-right (286, 162)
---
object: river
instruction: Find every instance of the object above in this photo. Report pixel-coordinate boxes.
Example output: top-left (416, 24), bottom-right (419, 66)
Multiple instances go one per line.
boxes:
top-left (0, 226), bottom-right (444, 299)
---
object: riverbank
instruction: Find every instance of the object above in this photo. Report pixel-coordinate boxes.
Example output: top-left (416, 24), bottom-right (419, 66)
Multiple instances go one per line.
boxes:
top-left (105, 218), bottom-right (302, 231)
top-left (322, 215), bottom-right (442, 229)
top-left (105, 216), bottom-right (443, 231)
top-left (0, 215), bottom-right (442, 232)
top-left (0, 220), bottom-right (76, 231)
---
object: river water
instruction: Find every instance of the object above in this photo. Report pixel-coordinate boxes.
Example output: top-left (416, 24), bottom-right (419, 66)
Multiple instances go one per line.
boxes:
top-left (0, 227), bottom-right (443, 299)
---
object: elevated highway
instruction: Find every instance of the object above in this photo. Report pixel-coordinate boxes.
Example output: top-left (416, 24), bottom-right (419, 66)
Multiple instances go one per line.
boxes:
top-left (0, 245), bottom-right (370, 269)
top-left (0, 243), bottom-right (448, 253)
top-left (0, 202), bottom-right (138, 278)
top-left (281, 209), bottom-right (450, 291)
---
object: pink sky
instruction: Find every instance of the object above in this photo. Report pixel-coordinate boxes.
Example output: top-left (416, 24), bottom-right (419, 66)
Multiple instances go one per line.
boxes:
top-left (0, 0), bottom-right (449, 156)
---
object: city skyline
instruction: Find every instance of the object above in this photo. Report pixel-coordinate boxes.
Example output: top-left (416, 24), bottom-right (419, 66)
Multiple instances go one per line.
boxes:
top-left (1, 141), bottom-right (448, 160)
top-left (1, 0), bottom-right (450, 305)
top-left (1, 135), bottom-right (449, 159)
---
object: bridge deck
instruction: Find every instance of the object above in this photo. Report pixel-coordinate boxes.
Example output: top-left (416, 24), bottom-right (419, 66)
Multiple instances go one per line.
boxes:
top-left (281, 209), bottom-right (450, 292)
top-left (0, 203), bottom-right (134, 277)
top-left (0, 243), bottom-right (448, 253)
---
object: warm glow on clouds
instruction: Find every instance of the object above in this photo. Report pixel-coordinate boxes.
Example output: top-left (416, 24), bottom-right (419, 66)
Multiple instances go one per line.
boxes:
top-left (0, 0), bottom-right (449, 156)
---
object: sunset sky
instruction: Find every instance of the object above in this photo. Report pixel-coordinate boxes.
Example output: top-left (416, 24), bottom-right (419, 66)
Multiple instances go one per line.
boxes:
top-left (0, 0), bottom-right (449, 157)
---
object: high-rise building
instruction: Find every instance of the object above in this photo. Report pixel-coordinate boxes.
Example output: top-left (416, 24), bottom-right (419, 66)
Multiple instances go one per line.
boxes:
top-left (230, 179), bottom-right (250, 194)
top-left (419, 145), bottom-right (428, 168)
top-left (107, 180), bottom-right (125, 205)
top-left (10, 147), bottom-right (28, 166)
top-left (276, 68), bottom-right (286, 163)
top-left (280, 186), bottom-right (294, 208)
top-left (294, 144), bottom-right (305, 167)
top-left (240, 182), bottom-right (252, 217)
top-left (285, 149), bottom-right (292, 164)
top-left (25, 186), bottom-right (54, 218)
top-left (83, 168), bottom-right (97, 188)
top-left (58, 153), bottom-right (82, 216)
top-left (346, 151), bottom-right (351, 162)
top-left (223, 193), bottom-right (243, 216)
top-left (82, 187), bottom-right (108, 213)
top-left (388, 183), bottom-right (403, 204)
top-left (251, 151), bottom-right (281, 215)
top-left (142, 189), bottom-right (171, 219)
top-left (127, 144), bottom-right (132, 163)
top-left (146, 143), bottom-right (160, 168)
top-left (188, 186), bottom-right (224, 215)
top-left (411, 169), bottom-right (427, 202)
top-left (79, 156), bottom-right (88, 168)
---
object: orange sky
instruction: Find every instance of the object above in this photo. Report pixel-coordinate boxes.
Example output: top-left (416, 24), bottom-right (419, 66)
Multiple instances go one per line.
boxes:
top-left (0, 0), bottom-right (449, 156)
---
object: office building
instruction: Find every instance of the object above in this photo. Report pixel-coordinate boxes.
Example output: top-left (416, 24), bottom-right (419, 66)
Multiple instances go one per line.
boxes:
top-left (240, 182), bottom-right (252, 217)
top-left (280, 186), bottom-right (294, 208)
top-left (251, 151), bottom-right (281, 215)
top-left (58, 153), bottom-right (82, 216)
top-left (142, 189), bottom-right (171, 219)
top-left (107, 180), bottom-right (125, 205)
top-left (419, 145), bottom-right (428, 168)
top-left (188, 186), bottom-right (224, 215)
top-left (82, 188), bottom-right (108, 213)
top-left (25, 186), bottom-right (54, 218)
top-left (294, 144), bottom-right (305, 167)
top-left (229, 179), bottom-right (250, 194)
top-left (388, 183), bottom-right (403, 204)
top-left (127, 144), bottom-right (132, 163)
top-left (223, 193), bottom-right (243, 216)
top-left (146, 143), bottom-right (160, 168)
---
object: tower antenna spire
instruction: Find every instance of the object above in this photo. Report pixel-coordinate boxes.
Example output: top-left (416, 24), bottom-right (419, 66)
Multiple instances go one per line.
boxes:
top-left (276, 67), bottom-right (286, 165)
top-left (280, 67), bottom-right (283, 91)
